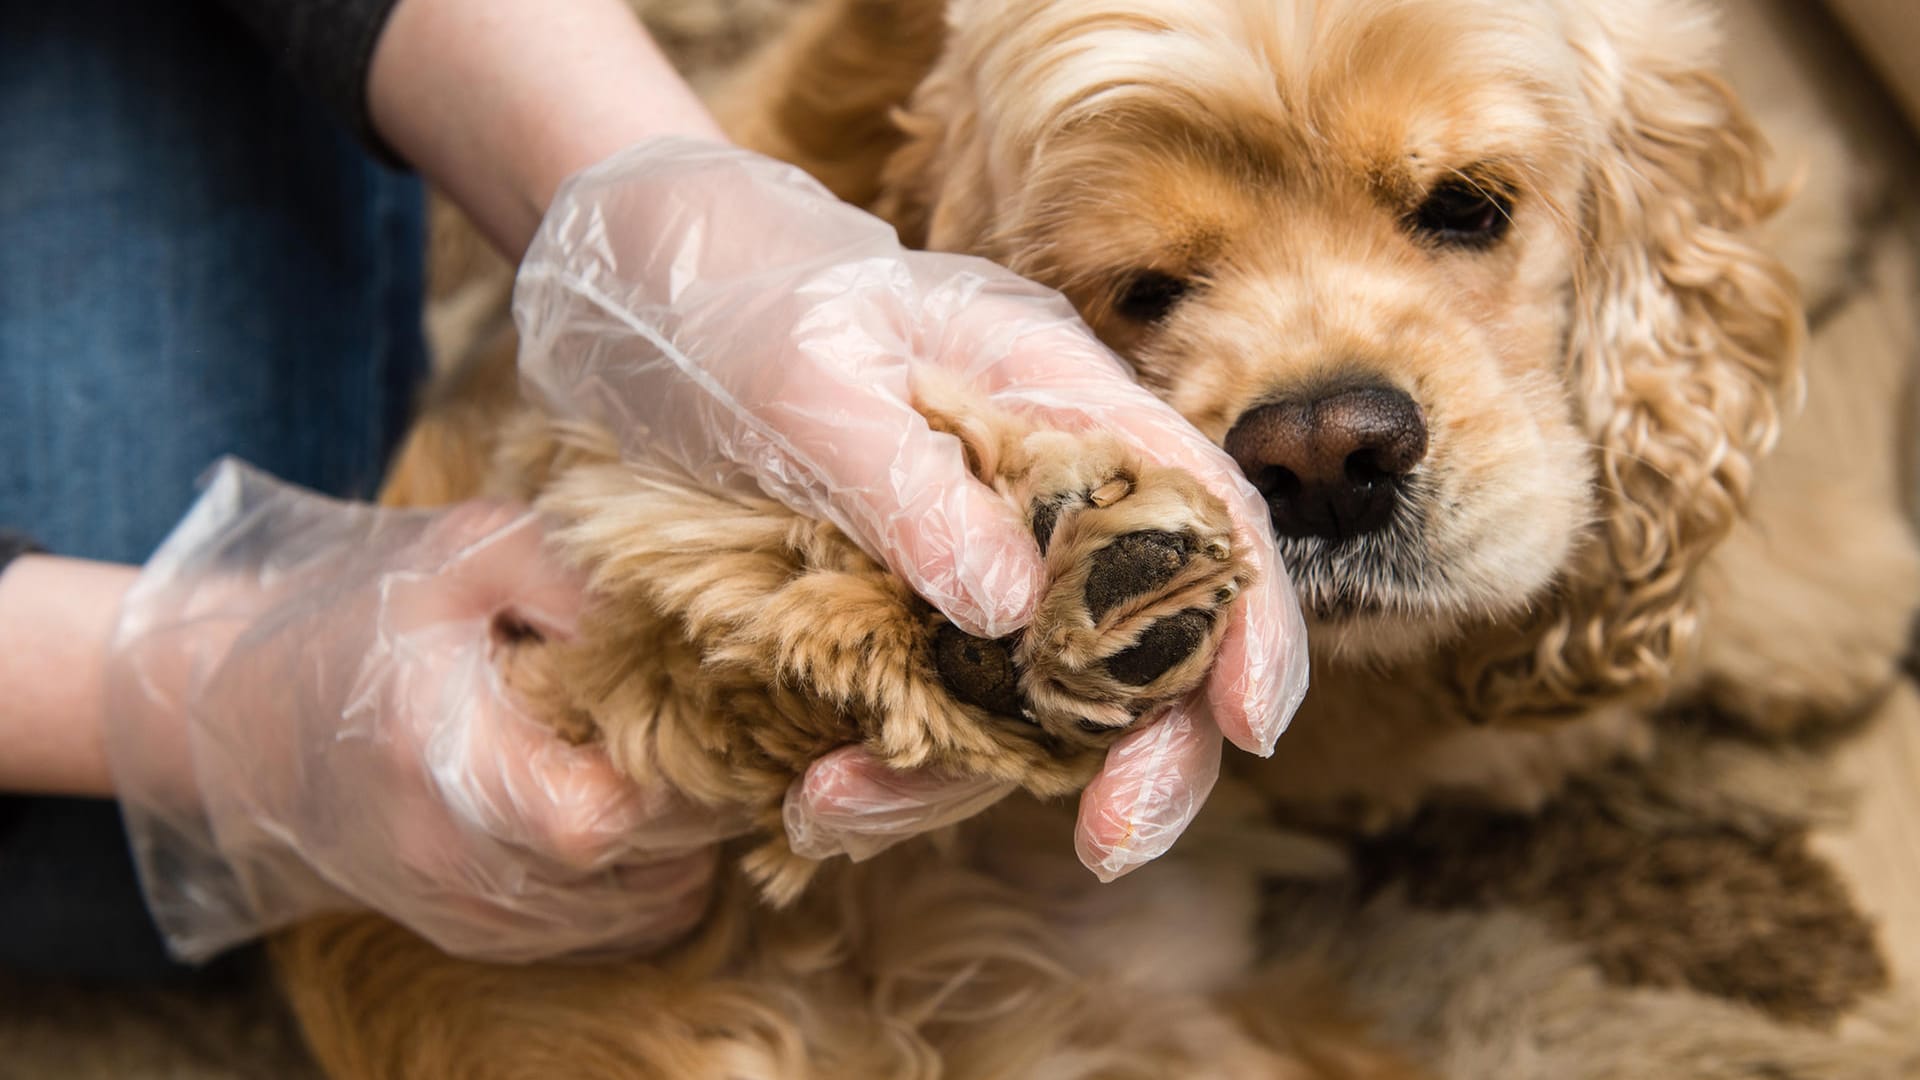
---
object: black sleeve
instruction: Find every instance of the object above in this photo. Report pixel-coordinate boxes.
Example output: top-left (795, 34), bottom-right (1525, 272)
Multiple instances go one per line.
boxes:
top-left (215, 0), bottom-right (407, 163)
top-left (0, 530), bottom-right (45, 580)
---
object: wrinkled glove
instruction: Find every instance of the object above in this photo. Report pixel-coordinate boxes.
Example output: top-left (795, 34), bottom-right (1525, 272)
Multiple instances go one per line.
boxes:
top-left (516, 138), bottom-right (1311, 881)
top-left (104, 460), bottom-right (746, 963)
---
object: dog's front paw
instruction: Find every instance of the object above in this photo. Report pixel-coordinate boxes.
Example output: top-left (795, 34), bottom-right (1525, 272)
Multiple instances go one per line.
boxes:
top-left (932, 433), bottom-right (1246, 752)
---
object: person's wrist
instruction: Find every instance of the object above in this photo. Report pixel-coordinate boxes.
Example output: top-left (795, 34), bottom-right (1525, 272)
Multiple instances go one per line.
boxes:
top-left (0, 551), bottom-right (139, 797)
top-left (532, 125), bottom-right (735, 215)
top-left (530, 133), bottom-right (739, 245)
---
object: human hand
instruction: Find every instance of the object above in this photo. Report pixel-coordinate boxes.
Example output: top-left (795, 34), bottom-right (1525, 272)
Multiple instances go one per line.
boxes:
top-left (104, 460), bottom-right (744, 963)
top-left (514, 138), bottom-right (1309, 881)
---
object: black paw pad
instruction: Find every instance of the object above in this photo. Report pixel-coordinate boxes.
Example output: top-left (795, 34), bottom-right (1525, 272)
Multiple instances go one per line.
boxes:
top-left (933, 623), bottom-right (1026, 717)
top-left (1085, 531), bottom-right (1191, 621)
top-left (1105, 609), bottom-right (1214, 687)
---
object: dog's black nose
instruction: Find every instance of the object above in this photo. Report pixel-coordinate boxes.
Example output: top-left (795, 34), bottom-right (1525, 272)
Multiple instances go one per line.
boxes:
top-left (1224, 385), bottom-right (1427, 540)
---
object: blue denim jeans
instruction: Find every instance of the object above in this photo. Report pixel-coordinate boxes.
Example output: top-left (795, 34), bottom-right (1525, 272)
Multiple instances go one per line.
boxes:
top-left (0, 0), bottom-right (428, 979)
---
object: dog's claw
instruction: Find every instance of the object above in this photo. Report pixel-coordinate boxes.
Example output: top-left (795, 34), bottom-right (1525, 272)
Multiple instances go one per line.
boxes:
top-left (1088, 476), bottom-right (1133, 508)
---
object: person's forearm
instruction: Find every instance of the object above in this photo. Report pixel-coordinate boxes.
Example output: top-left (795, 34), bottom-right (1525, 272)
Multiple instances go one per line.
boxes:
top-left (0, 556), bottom-right (139, 797)
top-left (367, 0), bottom-right (728, 259)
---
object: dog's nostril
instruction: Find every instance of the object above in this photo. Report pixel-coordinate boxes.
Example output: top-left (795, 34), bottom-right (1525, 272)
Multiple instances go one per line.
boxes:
top-left (1224, 383), bottom-right (1427, 541)
top-left (1255, 466), bottom-right (1301, 500)
top-left (1343, 450), bottom-right (1391, 487)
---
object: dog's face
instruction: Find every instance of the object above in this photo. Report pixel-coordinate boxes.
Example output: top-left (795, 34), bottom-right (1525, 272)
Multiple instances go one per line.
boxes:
top-left (884, 0), bottom-right (1799, 712)
top-left (988, 2), bottom-right (1600, 653)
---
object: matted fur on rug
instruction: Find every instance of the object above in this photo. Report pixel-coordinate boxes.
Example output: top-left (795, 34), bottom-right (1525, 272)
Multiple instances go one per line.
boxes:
top-left (5, 1), bottom-right (1920, 1077)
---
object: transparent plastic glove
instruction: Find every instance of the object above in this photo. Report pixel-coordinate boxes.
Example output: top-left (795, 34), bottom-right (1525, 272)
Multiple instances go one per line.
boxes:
top-left (104, 460), bottom-right (746, 964)
top-left (515, 137), bottom-right (1310, 880)
top-left (784, 699), bottom-right (1233, 883)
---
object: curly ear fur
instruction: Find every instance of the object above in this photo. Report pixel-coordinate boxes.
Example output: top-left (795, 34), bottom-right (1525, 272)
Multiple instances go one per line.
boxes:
top-left (1456, 3), bottom-right (1804, 721)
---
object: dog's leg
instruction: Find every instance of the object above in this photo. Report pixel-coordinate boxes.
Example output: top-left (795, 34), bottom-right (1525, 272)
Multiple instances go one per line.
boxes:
top-left (509, 387), bottom-right (1248, 902)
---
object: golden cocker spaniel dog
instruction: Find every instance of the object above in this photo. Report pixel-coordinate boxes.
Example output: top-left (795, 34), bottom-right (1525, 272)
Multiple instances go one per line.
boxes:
top-left (272, 0), bottom-right (1920, 1076)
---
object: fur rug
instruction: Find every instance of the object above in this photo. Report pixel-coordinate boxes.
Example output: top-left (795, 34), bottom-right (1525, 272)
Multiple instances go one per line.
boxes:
top-left (6, 2), bottom-right (1919, 1077)
top-left (1284, 710), bottom-right (1920, 1078)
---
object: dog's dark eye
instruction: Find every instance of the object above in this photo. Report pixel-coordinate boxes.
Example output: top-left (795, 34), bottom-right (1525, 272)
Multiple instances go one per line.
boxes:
top-left (1114, 270), bottom-right (1190, 322)
top-left (1409, 179), bottom-right (1512, 248)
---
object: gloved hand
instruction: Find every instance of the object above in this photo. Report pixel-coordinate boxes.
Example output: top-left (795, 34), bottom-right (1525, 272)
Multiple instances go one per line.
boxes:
top-left (104, 460), bottom-right (746, 963)
top-left (515, 138), bottom-right (1311, 881)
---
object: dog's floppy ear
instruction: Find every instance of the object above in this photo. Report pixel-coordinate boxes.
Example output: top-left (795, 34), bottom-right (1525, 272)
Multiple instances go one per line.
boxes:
top-left (873, 0), bottom-right (1081, 257)
top-left (872, 15), bottom-right (993, 253)
top-left (1459, 3), bottom-right (1803, 721)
